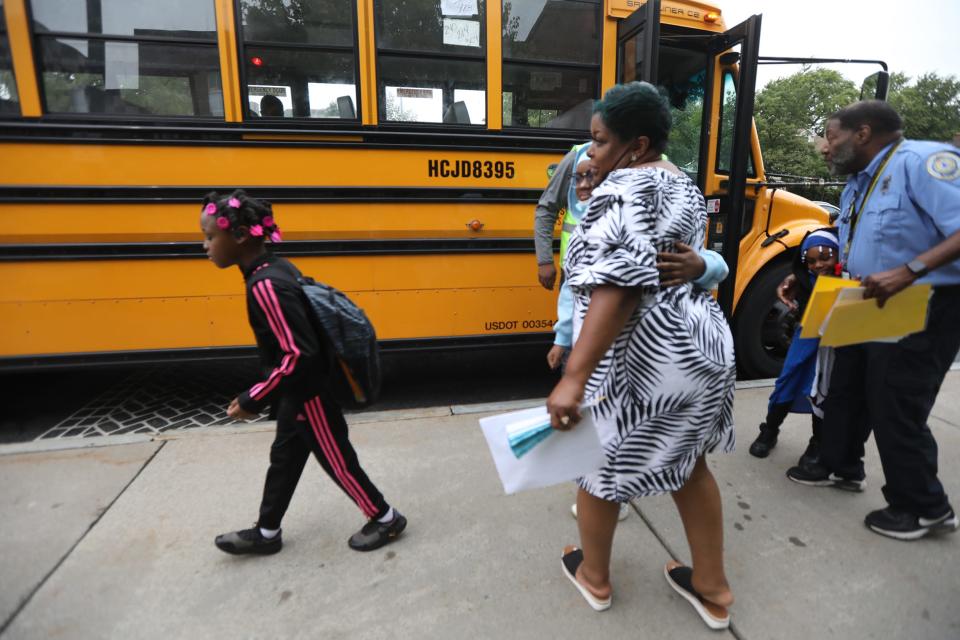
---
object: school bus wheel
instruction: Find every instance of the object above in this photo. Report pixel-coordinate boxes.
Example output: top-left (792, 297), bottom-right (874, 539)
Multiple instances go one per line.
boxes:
top-left (733, 259), bottom-right (798, 380)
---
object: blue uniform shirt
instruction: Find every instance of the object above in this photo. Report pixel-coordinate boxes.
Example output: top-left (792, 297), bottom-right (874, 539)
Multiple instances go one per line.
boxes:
top-left (838, 139), bottom-right (960, 286)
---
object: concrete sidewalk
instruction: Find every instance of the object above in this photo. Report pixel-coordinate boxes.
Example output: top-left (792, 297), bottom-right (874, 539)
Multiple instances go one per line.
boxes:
top-left (2, 374), bottom-right (959, 640)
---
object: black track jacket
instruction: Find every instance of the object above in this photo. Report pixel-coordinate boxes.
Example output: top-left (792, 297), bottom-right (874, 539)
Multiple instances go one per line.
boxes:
top-left (237, 253), bottom-right (329, 414)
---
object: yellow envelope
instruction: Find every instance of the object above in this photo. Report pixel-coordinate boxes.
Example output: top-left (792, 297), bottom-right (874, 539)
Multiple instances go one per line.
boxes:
top-left (799, 276), bottom-right (861, 339)
top-left (819, 284), bottom-right (932, 347)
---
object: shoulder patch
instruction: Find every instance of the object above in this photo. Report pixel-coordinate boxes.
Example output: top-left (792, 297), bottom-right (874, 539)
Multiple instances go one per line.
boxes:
top-left (926, 151), bottom-right (960, 180)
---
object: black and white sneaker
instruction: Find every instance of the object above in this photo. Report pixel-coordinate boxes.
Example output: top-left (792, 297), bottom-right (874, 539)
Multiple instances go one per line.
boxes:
top-left (828, 473), bottom-right (866, 492)
top-left (215, 526), bottom-right (282, 555)
top-left (785, 463), bottom-right (832, 486)
top-left (786, 464), bottom-right (865, 492)
top-left (865, 507), bottom-right (959, 541)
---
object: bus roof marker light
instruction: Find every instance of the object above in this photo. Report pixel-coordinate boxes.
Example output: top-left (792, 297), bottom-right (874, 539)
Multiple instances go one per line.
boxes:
top-left (704, 12), bottom-right (720, 23)
top-left (251, 56), bottom-right (264, 67)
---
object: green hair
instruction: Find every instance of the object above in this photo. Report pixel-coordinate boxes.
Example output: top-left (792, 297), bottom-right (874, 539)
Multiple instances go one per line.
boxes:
top-left (593, 81), bottom-right (671, 152)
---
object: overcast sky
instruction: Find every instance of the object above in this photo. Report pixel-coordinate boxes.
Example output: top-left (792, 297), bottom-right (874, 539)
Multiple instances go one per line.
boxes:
top-left (719, 0), bottom-right (960, 90)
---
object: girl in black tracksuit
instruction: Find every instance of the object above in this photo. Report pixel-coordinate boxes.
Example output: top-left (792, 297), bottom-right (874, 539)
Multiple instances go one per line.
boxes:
top-left (200, 190), bottom-right (406, 555)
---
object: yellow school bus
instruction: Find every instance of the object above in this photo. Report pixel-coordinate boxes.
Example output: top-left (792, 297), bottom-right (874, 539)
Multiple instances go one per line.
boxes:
top-left (0, 0), bottom-right (840, 377)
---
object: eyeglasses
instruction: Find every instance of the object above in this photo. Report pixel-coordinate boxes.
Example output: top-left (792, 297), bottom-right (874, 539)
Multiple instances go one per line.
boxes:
top-left (803, 247), bottom-right (835, 265)
top-left (575, 171), bottom-right (595, 184)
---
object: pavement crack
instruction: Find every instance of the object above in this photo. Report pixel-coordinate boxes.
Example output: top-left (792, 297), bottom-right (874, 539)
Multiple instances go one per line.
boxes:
top-left (631, 502), bottom-right (745, 639)
top-left (0, 440), bottom-right (167, 638)
top-left (930, 413), bottom-right (960, 431)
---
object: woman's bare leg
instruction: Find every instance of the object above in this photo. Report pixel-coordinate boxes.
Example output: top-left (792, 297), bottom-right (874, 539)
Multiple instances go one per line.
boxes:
top-left (670, 456), bottom-right (733, 607)
top-left (574, 486), bottom-right (620, 599)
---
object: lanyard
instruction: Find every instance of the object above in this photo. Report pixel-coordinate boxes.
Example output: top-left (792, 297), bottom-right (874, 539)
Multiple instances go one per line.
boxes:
top-left (843, 140), bottom-right (902, 258)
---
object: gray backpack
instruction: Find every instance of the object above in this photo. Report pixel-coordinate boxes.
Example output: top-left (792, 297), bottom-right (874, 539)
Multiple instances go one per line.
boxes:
top-left (297, 276), bottom-right (382, 409)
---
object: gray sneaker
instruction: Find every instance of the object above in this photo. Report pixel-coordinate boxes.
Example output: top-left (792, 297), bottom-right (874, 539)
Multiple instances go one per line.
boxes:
top-left (215, 526), bottom-right (282, 555)
top-left (348, 512), bottom-right (407, 552)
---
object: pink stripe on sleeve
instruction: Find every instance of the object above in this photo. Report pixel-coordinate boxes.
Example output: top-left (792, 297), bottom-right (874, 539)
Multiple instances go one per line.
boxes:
top-left (247, 279), bottom-right (300, 401)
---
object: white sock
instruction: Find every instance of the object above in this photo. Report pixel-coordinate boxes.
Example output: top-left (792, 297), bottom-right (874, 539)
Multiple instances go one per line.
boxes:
top-left (377, 507), bottom-right (395, 524)
top-left (260, 527), bottom-right (280, 539)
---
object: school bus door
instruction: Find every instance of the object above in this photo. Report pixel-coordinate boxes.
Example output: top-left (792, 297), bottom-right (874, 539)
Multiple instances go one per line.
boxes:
top-left (616, 7), bottom-right (763, 319)
top-left (702, 15), bottom-right (762, 316)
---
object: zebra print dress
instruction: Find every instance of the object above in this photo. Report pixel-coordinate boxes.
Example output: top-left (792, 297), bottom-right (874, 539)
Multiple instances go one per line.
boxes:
top-left (565, 167), bottom-right (736, 500)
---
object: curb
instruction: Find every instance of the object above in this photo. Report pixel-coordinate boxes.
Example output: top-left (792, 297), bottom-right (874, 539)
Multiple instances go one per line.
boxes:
top-left (0, 433), bottom-right (155, 457)
top-left (7, 369), bottom-right (904, 457)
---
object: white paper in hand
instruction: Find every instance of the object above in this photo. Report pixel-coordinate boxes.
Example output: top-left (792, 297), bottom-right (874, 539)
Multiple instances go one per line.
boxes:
top-left (479, 406), bottom-right (606, 494)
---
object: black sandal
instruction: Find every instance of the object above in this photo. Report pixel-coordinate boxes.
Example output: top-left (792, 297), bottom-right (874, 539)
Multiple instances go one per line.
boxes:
top-left (663, 562), bottom-right (730, 630)
top-left (561, 546), bottom-right (611, 611)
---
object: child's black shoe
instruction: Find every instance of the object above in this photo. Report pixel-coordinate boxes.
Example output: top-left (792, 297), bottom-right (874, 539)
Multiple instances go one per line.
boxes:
top-left (215, 526), bottom-right (282, 555)
top-left (748, 423), bottom-right (778, 458)
top-left (348, 512), bottom-right (407, 552)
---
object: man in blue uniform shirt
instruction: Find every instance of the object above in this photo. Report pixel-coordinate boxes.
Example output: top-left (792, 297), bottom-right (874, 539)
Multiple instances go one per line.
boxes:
top-left (785, 100), bottom-right (960, 540)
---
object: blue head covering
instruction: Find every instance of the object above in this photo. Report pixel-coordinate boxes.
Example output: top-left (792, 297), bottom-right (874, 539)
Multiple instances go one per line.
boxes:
top-left (800, 229), bottom-right (839, 280)
top-left (800, 229), bottom-right (839, 256)
top-left (566, 142), bottom-right (593, 221)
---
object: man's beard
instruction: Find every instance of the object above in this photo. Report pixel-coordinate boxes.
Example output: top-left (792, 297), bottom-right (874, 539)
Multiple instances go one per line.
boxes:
top-left (827, 141), bottom-right (857, 176)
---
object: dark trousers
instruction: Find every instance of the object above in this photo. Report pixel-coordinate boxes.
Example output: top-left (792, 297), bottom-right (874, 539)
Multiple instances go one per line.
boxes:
top-left (820, 285), bottom-right (960, 518)
top-left (765, 402), bottom-right (822, 443)
top-left (258, 392), bottom-right (388, 529)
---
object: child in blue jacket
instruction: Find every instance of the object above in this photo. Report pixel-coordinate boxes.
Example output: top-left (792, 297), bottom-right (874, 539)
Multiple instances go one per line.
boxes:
top-left (748, 228), bottom-right (840, 465)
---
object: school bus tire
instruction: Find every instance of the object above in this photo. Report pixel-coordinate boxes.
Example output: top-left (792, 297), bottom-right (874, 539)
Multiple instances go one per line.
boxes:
top-left (733, 258), bottom-right (796, 380)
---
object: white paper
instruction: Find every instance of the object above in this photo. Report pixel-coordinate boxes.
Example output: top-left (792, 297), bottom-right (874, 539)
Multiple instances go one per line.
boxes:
top-left (104, 42), bottom-right (139, 91)
top-left (479, 406), bottom-right (606, 495)
top-left (443, 18), bottom-right (480, 48)
top-left (441, 0), bottom-right (478, 16)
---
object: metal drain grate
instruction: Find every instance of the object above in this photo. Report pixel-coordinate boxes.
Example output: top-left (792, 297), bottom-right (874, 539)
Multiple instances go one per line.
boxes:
top-left (38, 362), bottom-right (268, 439)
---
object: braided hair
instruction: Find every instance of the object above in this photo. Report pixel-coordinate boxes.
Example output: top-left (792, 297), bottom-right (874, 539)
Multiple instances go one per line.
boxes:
top-left (200, 189), bottom-right (282, 243)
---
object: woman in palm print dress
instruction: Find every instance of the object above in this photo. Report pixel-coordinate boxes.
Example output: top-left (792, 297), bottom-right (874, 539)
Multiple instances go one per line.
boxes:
top-left (547, 82), bottom-right (736, 630)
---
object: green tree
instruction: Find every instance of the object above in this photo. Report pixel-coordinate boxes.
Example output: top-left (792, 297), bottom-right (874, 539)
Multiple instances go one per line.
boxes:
top-left (754, 67), bottom-right (858, 177)
top-left (888, 72), bottom-right (960, 141)
top-left (753, 67), bottom-right (858, 201)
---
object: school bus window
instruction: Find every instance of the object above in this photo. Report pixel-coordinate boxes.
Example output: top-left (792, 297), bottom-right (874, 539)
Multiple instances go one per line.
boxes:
top-left (29, 0), bottom-right (222, 118)
top-left (716, 70), bottom-right (755, 176)
top-left (243, 47), bottom-right (356, 119)
top-left (502, 0), bottom-right (601, 130)
top-left (0, 0), bottom-right (19, 116)
top-left (240, 0), bottom-right (352, 46)
top-left (239, 0), bottom-right (358, 120)
top-left (375, 0), bottom-right (486, 125)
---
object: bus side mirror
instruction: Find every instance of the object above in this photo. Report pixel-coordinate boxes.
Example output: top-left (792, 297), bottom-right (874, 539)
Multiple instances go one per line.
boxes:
top-left (860, 71), bottom-right (890, 101)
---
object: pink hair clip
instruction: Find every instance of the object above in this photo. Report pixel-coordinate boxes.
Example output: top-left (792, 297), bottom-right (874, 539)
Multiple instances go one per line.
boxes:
top-left (228, 197), bottom-right (241, 208)
top-left (262, 215), bottom-right (274, 228)
top-left (216, 216), bottom-right (230, 230)
top-left (250, 224), bottom-right (264, 237)
top-left (204, 202), bottom-right (217, 216)
top-left (270, 229), bottom-right (282, 243)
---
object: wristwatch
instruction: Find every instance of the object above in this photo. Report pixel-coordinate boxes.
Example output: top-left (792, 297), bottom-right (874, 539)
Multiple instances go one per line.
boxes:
top-left (905, 259), bottom-right (930, 278)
